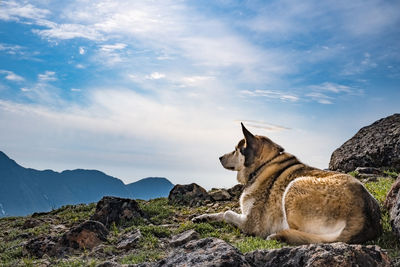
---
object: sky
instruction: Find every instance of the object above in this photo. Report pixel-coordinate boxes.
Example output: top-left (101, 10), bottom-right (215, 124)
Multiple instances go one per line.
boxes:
top-left (0, 0), bottom-right (399, 189)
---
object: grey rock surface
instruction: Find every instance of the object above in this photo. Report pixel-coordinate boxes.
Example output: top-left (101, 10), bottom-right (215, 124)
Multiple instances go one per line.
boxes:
top-left (169, 229), bottom-right (199, 247)
top-left (168, 183), bottom-right (211, 206)
top-left (116, 229), bottom-right (142, 250)
top-left (245, 242), bottom-right (391, 267)
top-left (91, 196), bottom-right (143, 228)
top-left (329, 113), bottom-right (400, 172)
top-left (157, 238), bottom-right (250, 267)
top-left (386, 175), bottom-right (400, 242)
top-left (209, 189), bottom-right (231, 201)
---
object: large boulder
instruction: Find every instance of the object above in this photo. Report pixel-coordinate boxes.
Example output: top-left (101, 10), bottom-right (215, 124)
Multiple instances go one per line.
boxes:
top-left (168, 183), bottom-right (211, 206)
top-left (91, 196), bottom-right (143, 228)
top-left (58, 220), bottom-right (109, 250)
top-left (245, 242), bottom-right (391, 267)
top-left (131, 238), bottom-right (390, 267)
top-left (329, 113), bottom-right (400, 172)
top-left (157, 238), bottom-right (250, 267)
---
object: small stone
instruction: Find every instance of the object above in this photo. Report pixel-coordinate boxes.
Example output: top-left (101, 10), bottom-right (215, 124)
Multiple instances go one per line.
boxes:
top-left (169, 230), bottom-right (200, 247)
top-left (209, 189), bottom-right (231, 201)
top-left (116, 229), bottom-right (142, 250)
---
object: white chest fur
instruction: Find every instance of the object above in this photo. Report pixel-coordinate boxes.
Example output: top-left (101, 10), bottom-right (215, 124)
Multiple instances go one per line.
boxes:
top-left (239, 188), bottom-right (255, 216)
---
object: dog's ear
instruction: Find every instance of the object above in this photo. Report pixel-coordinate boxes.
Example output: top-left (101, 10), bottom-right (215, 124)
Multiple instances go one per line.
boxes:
top-left (241, 123), bottom-right (255, 145)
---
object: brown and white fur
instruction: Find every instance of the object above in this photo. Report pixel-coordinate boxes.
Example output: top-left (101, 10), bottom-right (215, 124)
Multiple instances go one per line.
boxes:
top-left (193, 123), bottom-right (382, 245)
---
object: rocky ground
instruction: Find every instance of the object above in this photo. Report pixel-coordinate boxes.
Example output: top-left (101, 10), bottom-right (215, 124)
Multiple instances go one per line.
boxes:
top-left (0, 170), bottom-right (399, 266)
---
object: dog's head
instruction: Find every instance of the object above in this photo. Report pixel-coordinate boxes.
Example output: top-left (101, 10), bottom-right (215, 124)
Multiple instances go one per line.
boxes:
top-left (219, 123), bottom-right (283, 184)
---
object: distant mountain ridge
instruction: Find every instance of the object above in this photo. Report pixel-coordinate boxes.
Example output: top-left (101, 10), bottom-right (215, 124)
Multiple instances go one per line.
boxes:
top-left (0, 151), bottom-right (174, 217)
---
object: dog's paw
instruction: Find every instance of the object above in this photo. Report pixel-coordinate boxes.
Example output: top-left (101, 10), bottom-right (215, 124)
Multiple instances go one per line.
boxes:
top-left (192, 214), bottom-right (210, 223)
top-left (267, 233), bottom-right (284, 242)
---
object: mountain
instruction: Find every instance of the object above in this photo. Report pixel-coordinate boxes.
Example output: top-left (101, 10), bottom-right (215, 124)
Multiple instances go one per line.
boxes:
top-left (0, 151), bottom-right (174, 217)
top-left (127, 177), bottom-right (174, 200)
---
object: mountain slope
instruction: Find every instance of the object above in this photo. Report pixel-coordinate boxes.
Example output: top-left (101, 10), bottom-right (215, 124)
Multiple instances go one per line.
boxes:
top-left (0, 151), bottom-right (173, 217)
top-left (127, 177), bottom-right (174, 200)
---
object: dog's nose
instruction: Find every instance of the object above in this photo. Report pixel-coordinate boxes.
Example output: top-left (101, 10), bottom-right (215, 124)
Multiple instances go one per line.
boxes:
top-left (219, 156), bottom-right (223, 161)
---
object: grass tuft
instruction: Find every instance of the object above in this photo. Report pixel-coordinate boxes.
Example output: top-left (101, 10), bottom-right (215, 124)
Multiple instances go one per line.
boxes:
top-left (139, 198), bottom-right (173, 225)
top-left (235, 236), bottom-right (285, 253)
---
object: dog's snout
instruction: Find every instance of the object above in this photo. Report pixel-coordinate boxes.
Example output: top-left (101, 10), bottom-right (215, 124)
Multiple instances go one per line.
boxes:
top-left (219, 156), bottom-right (223, 161)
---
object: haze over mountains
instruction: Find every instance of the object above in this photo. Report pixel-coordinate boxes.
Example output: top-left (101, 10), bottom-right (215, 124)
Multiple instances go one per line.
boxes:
top-left (0, 151), bottom-right (174, 217)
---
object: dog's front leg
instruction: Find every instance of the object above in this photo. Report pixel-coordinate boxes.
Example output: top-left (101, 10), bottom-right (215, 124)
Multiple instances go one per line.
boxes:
top-left (223, 210), bottom-right (246, 228)
top-left (192, 212), bottom-right (224, 223)
top-left (192, 210), bottom-right (246, 228)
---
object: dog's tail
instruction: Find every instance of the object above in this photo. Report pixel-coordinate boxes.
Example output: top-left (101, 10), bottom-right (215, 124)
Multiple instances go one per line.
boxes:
top-left (269, 222), bottom-right (346, 245)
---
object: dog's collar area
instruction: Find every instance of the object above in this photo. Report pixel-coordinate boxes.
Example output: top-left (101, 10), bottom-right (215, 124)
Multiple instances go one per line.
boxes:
top-left (248, 160), bottom-right (271, 182)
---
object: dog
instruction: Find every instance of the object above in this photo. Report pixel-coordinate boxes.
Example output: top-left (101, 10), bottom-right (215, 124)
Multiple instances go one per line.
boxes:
top-left (193, 123), bottom-right (381, 244)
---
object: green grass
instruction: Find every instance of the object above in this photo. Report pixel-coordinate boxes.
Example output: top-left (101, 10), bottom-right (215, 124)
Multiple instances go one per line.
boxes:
top-left (138, 198), bottom-right (173, 225)
top-left (50, 258), bottom-right (99, 267)
top-left (50, 203), bottom-right (96, 225)
top-left (235, 236), bottom-right (285, 253)
top-left (120, 249), bottom-right (166, 264)
top-left (364, 177), bottom-right (395, 204)
top-left (364, 177), bottom-right (400, 258)
top-left (384, 170), bottom-right (399, 179)
top-left (139, 225), bottom-right (171, 238)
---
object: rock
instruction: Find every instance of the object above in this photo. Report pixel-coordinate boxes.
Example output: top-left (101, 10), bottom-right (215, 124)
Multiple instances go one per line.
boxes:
top-left (386, 175), bottom-right (400, 241)
top-left (245, 242), bottom-right (391, 267)
top-left (22, 218), bottom-right (42, 229)
top-left (384, 174), bottom-right (400, 210)
top-left (116, 229), bottom-right (142, 250)
top-left (157, 238), bottom-right (250, 267)
top-left (23, 236), bottom-right (58, 258)
top-left (329, 113), bottom-right (400, 172)
top-left (97, 261), bottom-right (123, 267)
top-left (58, 220), bottom-right (109, 250)
top-left (91, 196), bottom-right (143, 228)
top-left (168, 183), bottom-right (211, 206)
top-left (24, 220), bottom-right (109, 258)
top-left (209, 189), bottom-right (231, 201)
top-left (169, 230), bottom-right (200, 247)
top-left (227, 184), bottom-right (244, 199)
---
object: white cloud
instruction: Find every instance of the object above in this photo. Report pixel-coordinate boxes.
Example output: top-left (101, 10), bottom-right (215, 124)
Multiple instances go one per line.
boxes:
top-left (0, 43), bottom-right (24, 55)
top-left (0, 0), bottom-right (50, 22)
top-left (99, 43), bottom-right (127, 52)
top-left (0, 70), bottom-right (24, 82)
top-left (306, 92), bottom-right (333, 104)
top-left (241, 89), bottom-right (299, 102)
top-left (38, 71), bottom-right (57, 82)
top-left (33, 23), bottom-right (103, 41)
top-left (342, 53), bottom-right (378, 76)
top-left (145, 72), bottom-right (166, 80)
top-left (308, 82), bottom-right (352, 94)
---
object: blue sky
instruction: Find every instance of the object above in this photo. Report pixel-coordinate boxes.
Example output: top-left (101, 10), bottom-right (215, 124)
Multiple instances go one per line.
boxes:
top-left (0, 0), bottom-right (399, 189)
